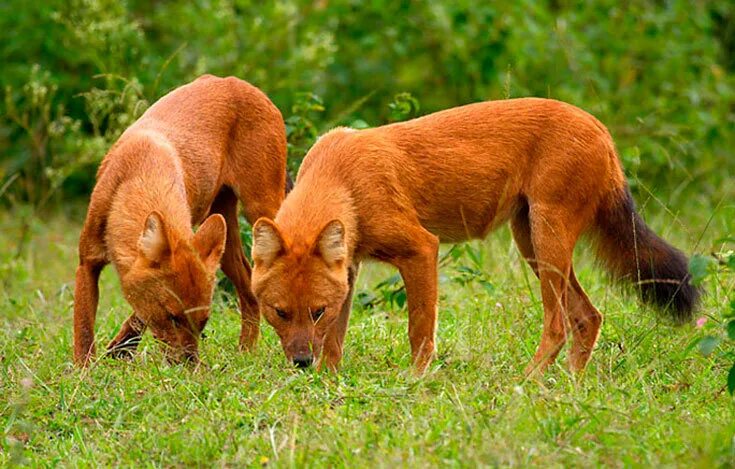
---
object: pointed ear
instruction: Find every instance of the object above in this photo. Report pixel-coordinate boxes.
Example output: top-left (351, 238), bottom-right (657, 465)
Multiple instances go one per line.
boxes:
top-left (193, 214), bottom-right (227, 273)
top-left (252, 218), bottom-right (284, 266)
top-left (316, 219), bottom-right (346, 266)
top-left (138, 211), bottom-right (171, 263)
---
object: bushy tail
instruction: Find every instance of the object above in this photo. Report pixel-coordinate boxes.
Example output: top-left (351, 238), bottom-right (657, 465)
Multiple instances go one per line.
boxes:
top-left (592, 186), bottom-right (700, 322)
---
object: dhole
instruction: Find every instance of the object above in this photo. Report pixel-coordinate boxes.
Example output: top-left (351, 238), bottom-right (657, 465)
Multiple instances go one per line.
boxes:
top-left (73, 75), bottom-right (288, 366)
top-left (250, 98), bottom-right (700, 374)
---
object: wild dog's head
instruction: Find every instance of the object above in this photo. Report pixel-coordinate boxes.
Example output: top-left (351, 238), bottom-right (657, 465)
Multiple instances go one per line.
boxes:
top-left (120, 212), bottom-right (226, 363)
top-left (250, 217), bottom-right (350, 368)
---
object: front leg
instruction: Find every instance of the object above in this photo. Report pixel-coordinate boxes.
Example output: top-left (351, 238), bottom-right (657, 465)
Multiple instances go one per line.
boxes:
top-left (320, 261), bottom-right (361, 371)
top-left (73, 261), bottom-right (104, 366)
top-left (390, 230), bottom-right (440, 375)
top-left (107, 314), bottom-right (147, 359)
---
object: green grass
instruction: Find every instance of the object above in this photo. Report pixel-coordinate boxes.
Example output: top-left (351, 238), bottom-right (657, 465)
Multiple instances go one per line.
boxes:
top-left (1, 204), bottom-right (734, 467)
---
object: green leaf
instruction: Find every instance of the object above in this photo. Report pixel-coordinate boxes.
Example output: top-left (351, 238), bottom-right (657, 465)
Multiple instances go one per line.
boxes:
top-left (728, 320), bottom-right (735, 341)
top-left (479, 280), bottom-right (495, 295)
top-left (699, 335), bottom-right (720, 356)
top-left (350, 119), bottom-right (370, 129)
top-left (713, 236), bottom-right (735, 245)
top-left (455, 266), bottom-right (481, 276)
top-left (375, 274), bottom-right (401, 289)
top-left (465, 245), bottom-right (482, 268)
top-left (381, 290), bottom-right (392, 303)
top-left (729, 364), bottom-right (735, 395)
top-left (356, 291), bottom-right (377, 308)
top-left (688, 255), bottom-right (714, 286)
top-left (449, 245), bottom-right (463, 261)
top-left (393, 290), bottom-right (407, 309)
top-left (388, 92), bottom-right (420, 121)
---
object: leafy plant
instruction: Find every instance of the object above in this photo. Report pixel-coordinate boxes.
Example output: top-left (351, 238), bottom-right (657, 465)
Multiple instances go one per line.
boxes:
top-left (356, 243), bottom-right (496, 314)
top-left (691, 249), bottom-right (735, 394)
top-left (284, 92), bottom-right (325, 174)
top-left (387, 92), bottom-right (420, 122)
top-left (445, 243), bottom-right (495, 296)
top-left (2, 65), bottom-right (84, 208)
top-left (356, 273), bottom-right (407, 312)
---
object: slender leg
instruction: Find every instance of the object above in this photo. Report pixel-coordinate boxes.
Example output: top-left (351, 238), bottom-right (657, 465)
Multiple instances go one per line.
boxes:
top-left (106, 314), bottom-right (147, 358)
top-left (512, 207), bottom-right (602, 373)
top-left (523, 205), bottom-right (580, 375)
top-left (514, 210), bottom-right (567, 374)
top-left (389, 227), bottom-right (440, 375)
top-left (320, 262), bottom-right (361, 371)
top-left (73, 261), bottom-right (104, 366)
top-left (209, 187), bottom-right (261, 350)
top-left (567, 269), bottom-right (603, 372)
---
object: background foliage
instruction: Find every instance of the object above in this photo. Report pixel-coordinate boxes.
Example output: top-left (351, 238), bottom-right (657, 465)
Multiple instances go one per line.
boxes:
top-left (1, 0), bottom-right (734, 206)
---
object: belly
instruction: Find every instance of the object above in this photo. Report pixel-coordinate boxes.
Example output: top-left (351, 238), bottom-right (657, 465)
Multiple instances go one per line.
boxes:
top-left (411, 167), bottom-right (523, 243)
top-left (420, 194), bottom-right (521, 243)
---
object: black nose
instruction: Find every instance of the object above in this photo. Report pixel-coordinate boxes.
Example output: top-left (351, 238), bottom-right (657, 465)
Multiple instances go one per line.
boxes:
top-left (293, 354), bottom-right (313, 368)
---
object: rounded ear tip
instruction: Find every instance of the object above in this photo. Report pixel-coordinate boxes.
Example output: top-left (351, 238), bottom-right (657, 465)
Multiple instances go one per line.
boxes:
top-left (212, 213), bottom-right (226, 231)
top-left (251, 217), bottom-right (284, 264)
top-left (253, 217), bottom-right (275, 229)
top-left (144, 211), bottom-right (163, 228)
top-left (323, 219), bottom-right (345, 236)
top-left (199, 213), bottom-right (226, 234)
top-left (146, 210), bottom-right (163, 221)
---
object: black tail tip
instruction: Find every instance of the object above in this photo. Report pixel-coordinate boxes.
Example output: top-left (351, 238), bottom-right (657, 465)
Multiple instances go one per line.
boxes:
top-left (640, 273), bottom-right (701, 324)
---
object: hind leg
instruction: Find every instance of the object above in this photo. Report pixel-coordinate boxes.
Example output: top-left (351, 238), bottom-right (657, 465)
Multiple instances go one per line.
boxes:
top-left (567, 270), bottom-right (603, 372)
top-left (523, 205), bottom-right (585, 375)
top-left (512, 210), bottom-right (602, 373)
top-left (209, 187), bottom-right (261, 350)
top-left (511, 209), bottom-right (567, 373)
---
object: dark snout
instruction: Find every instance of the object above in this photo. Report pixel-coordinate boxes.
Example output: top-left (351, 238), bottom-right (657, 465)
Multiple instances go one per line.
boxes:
top-left (285, 333), bottom-right (316, 369)
top-left (293, 353), bottom-right (313, 368)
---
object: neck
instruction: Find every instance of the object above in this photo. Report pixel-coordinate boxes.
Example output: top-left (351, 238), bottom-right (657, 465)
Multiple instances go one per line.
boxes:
top-left (275, 179), bottom-right (357, 259)
top-left (106, 147), bottom-right (192, 271)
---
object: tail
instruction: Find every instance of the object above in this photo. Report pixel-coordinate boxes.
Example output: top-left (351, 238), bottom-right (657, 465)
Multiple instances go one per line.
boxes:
top-left (592, 186), bottom-right (700, 322)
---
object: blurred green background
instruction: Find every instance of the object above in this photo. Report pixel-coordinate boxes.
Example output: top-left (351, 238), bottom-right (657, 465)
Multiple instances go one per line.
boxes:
top-left (1, 0), bottom-right (734, 211)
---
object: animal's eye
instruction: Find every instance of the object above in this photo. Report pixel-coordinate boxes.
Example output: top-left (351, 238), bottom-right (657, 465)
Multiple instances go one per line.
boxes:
top-left (312, 307), bottom-right (326, 321)
top-left (275, 308), bottom-right (288, 320)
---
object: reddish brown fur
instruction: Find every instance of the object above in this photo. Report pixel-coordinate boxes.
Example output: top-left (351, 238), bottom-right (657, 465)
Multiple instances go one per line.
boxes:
top-left (74, 75), bottom-right (287, 366)
top-left (251, 98), bottom-right (697, 374)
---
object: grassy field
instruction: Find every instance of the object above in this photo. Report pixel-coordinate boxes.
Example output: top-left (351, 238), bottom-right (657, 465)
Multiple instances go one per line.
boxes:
top-left (1, 201), bottom-right (734, 467)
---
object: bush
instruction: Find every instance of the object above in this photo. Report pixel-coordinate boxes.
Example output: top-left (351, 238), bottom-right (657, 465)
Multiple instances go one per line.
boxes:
top-left (1, 1), bottom-right (733, 206)
top-left (691, 247), bottom-right (735, 394)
